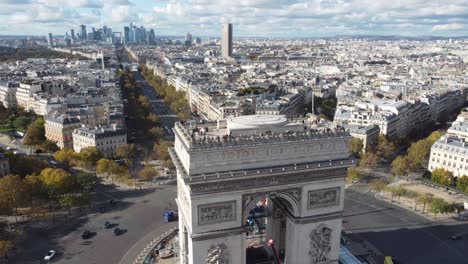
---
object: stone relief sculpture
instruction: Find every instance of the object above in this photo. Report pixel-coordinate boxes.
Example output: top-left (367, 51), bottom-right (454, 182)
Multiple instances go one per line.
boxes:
top-left (198, 201), bottom-right (236, 225)
top-left (205, 243), bottom-right (228, 264)
top-left (307, 188), bottom-right (340, 209)
top-left (309, 224), bottom-right (332, 264)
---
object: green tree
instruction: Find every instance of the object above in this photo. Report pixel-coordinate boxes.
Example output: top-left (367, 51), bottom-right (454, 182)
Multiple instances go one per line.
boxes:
top-left (41, 139), bottom-right (60, 153)
top-left (139, 165), bottom-right (157, 181)
top-left (456, 175), bottom-right (468, 193)
top-left (24, 117), bottom-right (45, 146)
top-left (78, 147), bottom-right (103, 168)
top-left (58, 193), bottom-right (89, 215)
top-left (0, 175), bottom-right (30, 220)
top-left (347, 167), bottom-right (362, 182)
top-left (39, 168), bottom-right (75, 194)
top-left (12, 116), bottom-right (31, 131)
top-left (349, 138), bottom-right (364, 157)
top-left (417, 193), bottom-right (433, 214)
top-left (391, 156), bottom-right (409, 177)
top-left (76, 173), bottom-right (96, 192)
top-left (392, 185), bottom-right (407, 203)
top-left (370, 179), bottom-right (388, 193)
top-left (430, 197), bottom-right (448, 218)
top-left (431, 168), bottom-right (454, 186)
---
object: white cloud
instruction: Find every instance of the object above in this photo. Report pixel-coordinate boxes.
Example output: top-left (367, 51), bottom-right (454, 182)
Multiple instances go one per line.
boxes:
top-left (432, 23), bottom-right (465, 31)
top-left (1, 0), bottom-right (468, 36)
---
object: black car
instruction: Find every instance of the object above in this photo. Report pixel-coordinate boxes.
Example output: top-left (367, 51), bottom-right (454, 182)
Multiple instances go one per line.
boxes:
top-left (81, 230), bottom-right (92, 239)
top-left (114, 228), bottom-right (120, 236)
top-left (105, 221), bottom-right (111, 229)
top-left (99, 207), bottom-right (105, 213)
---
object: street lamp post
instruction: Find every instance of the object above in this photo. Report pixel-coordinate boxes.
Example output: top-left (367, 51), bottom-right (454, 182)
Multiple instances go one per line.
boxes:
top-left (267, 239), bottom-right (282, 264)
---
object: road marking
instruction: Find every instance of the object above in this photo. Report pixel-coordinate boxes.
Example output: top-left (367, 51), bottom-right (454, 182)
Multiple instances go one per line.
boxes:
top-left (346, 194), bottom-right (468, 260)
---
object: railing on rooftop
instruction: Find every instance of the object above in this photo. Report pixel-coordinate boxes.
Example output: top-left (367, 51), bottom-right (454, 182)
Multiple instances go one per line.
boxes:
top-left (175, 122), bottom-right (350, 149)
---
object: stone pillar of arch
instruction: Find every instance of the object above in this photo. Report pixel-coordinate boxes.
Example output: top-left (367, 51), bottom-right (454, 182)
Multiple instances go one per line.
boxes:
top-left (170, 116), bottom-right (353, 264)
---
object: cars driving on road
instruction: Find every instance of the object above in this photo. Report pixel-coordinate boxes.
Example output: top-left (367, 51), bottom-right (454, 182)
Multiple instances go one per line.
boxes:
top-left (451, 234), bottom-right (463, 240)
top-left (81, 230), bottom-right (92, 239)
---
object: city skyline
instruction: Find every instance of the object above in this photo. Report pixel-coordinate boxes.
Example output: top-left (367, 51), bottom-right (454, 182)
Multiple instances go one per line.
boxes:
top-left (0, 0), bottom-right (467, 37)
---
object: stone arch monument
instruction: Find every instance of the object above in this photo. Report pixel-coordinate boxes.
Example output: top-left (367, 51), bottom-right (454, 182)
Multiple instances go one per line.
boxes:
top-left (170, 115), bottom-right (354, 264)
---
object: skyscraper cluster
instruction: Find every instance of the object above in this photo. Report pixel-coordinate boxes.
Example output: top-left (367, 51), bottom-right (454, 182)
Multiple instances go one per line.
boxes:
top-left (123, 23), bottom-right (156, 45)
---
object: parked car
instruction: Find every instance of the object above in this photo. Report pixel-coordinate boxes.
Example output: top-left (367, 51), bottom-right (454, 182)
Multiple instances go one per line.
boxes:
top-left (451, 234), bottom-right (463, 240)
top-left (81, 230), bottom-right (92, 239)
top-left (44, 250), bottom-right (56, 261)
top-left (114, 228), bottom-right (120, 236)
top-left (105, 221), bottom-right (111, 229)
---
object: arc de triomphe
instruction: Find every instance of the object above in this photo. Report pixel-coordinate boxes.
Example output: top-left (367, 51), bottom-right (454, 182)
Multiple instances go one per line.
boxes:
top-left (170, 115), bottom-right (354, 264)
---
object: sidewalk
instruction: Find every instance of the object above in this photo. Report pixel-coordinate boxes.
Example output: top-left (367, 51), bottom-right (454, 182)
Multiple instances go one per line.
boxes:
top-left (374, 191), bottom-right (457, 222)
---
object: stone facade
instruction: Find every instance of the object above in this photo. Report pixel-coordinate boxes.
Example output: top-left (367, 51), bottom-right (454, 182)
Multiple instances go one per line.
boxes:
top-left (172, 115), bottom-right (353, 264)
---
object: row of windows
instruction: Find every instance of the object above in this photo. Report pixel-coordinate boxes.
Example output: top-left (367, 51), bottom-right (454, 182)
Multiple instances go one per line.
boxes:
top-left (431, 160), bottom-right (468, 170)
top-left (432, 152), bottom-right (468, 162)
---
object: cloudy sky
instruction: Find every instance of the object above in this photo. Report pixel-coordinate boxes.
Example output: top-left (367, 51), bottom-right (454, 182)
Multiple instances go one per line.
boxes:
top-left (0, 0), bottom-right (467, 37)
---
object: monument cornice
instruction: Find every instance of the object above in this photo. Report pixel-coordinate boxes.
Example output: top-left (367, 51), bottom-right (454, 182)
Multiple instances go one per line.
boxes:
top-left (187, 165), bottom-right (349, 195)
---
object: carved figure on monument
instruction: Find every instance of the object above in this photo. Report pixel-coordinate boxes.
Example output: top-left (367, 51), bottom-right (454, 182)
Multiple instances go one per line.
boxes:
top-left (309, 224), bottom-right (332, 264)
top-left (205, 243), bottom-right (228, 264)
top-left (198, 201), bottom-right (236, 225)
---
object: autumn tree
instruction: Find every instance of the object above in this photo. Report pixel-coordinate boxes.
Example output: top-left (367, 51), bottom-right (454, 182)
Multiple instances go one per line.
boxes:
top-left (149, 127), bottom-right (165, 140)
top-left (77, 147), bottom-right (103, 169)
top-left (431, 168), bottom-right (454, 186)
top-left (53, 148), bottom-right (77, 165)
top-left (6, 154), bottom-right (46, 177)
top-left (115, 144), bottom-right (136, 159)
top-left (0, 240), bottom-right (13, 259)
top-left (153, 140), bottom-right (174, 169)
top-left (347, 167), bottom-right (362, 182)
top-left (427, 130), bottom-right (445, 145)
top-left (391, 156), bottom-right (409, 177)
top-left (97, 158), bottom-right (125, 183)
top-left (376, 134), bottom-right (395, 159)
top-left (392, 185), bottom-right (407, 203)
top-left (24, 174), bottom-right (46, 206)
top-left (39, 168), bottom-right (75, 194)
top-left (349, 137), bottom-right (364, 157)
top-left (139, 166), bottom-right (157, 181)
top-left (417, 193), bottom-right (433, 214)
top-left (24, 117), bottom-right (45, 146)
top-left (407, 139), bottom-right (431, 171)
top-left (359, 151), bottom-right (379, 168)
top-left (0, 175), bottom-right (30, 219)
top-left (370, 179), bottom-right (388, 193)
